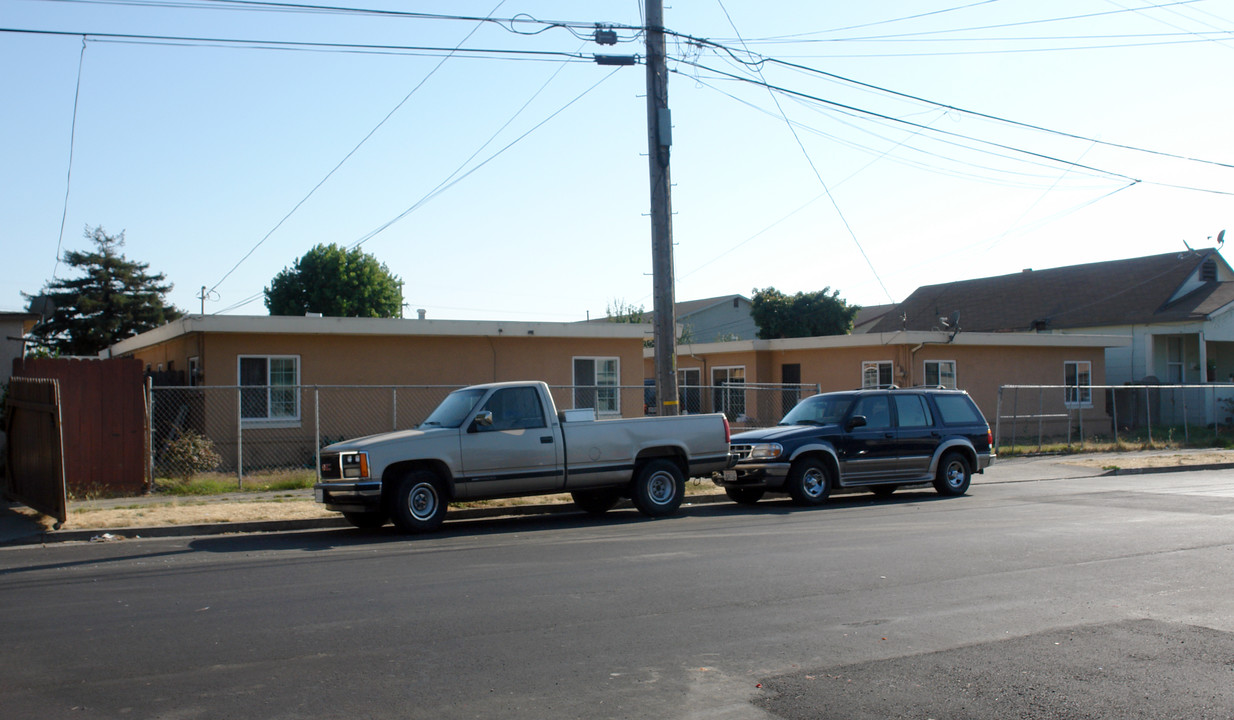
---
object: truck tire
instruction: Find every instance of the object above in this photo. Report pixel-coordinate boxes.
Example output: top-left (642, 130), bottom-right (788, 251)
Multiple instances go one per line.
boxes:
top-left (572, 489), bottom-right (622, 515)
top-left (390, 470), bottom-right (448, 533)
top-left (630, 459), bottom-right (685, 517)
top-left (725, 487), bottom-right (764, 505)
top-left (933, 452), bottom-right (971, 496)
top-left (786, 457), bottom-right (832, 506)
top-left (342, 511), bottom-right (388, 529)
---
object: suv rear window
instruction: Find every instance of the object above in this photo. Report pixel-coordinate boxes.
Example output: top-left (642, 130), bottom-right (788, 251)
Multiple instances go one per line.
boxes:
top-left (933, 394), bottom-right (983, 425)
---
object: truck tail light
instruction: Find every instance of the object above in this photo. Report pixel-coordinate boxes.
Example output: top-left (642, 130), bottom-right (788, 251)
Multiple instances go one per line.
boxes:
top-left (723, 415), bottom-right (731, 443)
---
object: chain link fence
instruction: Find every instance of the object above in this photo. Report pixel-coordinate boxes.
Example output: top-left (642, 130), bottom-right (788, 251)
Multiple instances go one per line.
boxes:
top-left (149, 382), bottom-right (819, 485)
top-left (996, 383), bottom-right (1234, 451)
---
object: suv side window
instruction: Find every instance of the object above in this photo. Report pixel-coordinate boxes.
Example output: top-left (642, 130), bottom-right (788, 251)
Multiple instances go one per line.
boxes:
top-left (853, 395), bottom-right (892, 429)
top-left (933, 394), bottom-right (982, 425)
top-left (894, 394), bottom-right (934, 428)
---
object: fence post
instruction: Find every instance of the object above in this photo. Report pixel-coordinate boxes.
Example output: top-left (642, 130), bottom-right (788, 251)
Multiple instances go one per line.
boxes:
top-left (1146, 385), bottom-right (1153, 445)
top-left (1213, 384), bottom-right (1218, 439)
top-left (1182, 385), bottom-right (1189, 444)
top-left (994, 386), bottom-right (1003, 453)
top-left (314, 387), bottom-right (321, 483)
top-left (236, 386), bottom-right (243, 489)
top-left (1112, 385), bottom-right (1119, 446)
top-left (392, 387), bottom-right (398, 431)
top-left (1010, 387), bottom-right (1019, 450)
top-left (146, 376), bottom-right (155, 493)
top-left (1036, 386), bottom-right (1044, 451)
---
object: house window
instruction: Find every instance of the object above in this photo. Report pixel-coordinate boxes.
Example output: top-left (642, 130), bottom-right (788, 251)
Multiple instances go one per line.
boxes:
top-left (188, 356), bottom-right (200, 386)
top-left (862, 361), bottom-right (893, 388)
top-left (1064, 361), bottom-right (1092, 408)
top-left (1166, 337), bottom-right (1184, 383)
top-left (712, 366), bottom-right (746, 420)
top-left (924, 360), bottom-right (957, 389)
top-left (239, 356), bottom-right (300, 423)
top-left (574, 357), bottom-right (620, 415)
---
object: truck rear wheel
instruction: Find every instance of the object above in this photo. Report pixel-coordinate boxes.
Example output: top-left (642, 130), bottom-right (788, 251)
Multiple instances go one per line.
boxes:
top-left (572, 489), bottom-right (622, 515)
top-left (631, 459), bottom-right (685, 517)
top-left (390, 470), bottom-right (448, 533)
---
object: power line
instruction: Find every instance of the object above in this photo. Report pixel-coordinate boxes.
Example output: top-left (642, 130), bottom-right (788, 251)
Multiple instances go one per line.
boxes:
top-left (52, 36), bottom-right (88, 283)
top-left (206, 0), bottom-right (512, 303)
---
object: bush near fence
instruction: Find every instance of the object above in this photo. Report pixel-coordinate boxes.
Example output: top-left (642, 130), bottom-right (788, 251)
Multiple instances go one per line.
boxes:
top-left (149, 383), bottom-right (819, 486)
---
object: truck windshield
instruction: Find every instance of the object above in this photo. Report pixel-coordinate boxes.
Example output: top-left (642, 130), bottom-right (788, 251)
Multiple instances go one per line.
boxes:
top-left (780, 394), bottom-right (854, 426)
top-left (419, 388), bottom-right (486, 429)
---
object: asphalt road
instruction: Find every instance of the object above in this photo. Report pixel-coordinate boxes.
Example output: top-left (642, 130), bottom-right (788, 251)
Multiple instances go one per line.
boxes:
top-left (3, 466), bottom-right (1234, 719)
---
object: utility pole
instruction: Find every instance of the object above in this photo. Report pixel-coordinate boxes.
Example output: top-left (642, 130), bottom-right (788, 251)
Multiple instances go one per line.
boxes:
top-left (645, 0), bottom-right (679, 416)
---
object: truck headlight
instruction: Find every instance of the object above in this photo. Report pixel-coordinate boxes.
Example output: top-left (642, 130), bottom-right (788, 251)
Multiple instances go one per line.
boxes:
top-left (341, 452), bottom-right (369, 479)
top-left (748, 443), bottom-right (783, 460)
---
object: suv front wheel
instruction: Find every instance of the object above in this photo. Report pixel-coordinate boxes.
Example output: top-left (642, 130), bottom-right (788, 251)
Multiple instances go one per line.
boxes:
top-left (933, 452), bottom-right (972, 496)
top-left (786, 458), bottom-right (832, 506)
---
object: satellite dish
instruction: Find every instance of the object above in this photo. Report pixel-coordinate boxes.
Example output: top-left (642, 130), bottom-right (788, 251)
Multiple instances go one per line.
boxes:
top-left (1218, 229), bottom-right (1226, 249)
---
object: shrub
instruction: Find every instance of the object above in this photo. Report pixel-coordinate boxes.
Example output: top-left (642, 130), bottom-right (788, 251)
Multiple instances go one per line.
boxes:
top-left (159, 430), bottom-right (222, 483)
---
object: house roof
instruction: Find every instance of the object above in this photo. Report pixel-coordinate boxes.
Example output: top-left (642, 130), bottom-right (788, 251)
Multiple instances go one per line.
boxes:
top-left (867, 249), bottom-right (1234, 334)
top-left (108, 314), bottom-right (651, 356)
top-left (671, 294), bottom-right (750, 318)
top-left (852, 303), bottom-right (897, 334)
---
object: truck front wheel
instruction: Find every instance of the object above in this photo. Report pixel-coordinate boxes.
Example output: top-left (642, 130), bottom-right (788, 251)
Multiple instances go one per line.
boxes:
top-left (631, 459), bottom-right (685, 517)
top-left (390, 471), bottom-right (448, 533)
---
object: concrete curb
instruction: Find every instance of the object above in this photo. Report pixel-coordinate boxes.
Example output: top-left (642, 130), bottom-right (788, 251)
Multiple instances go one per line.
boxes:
top-left (1101, 462), bottom-right (1234, 476)
top-left (2, 493), bottom-right (734, 547)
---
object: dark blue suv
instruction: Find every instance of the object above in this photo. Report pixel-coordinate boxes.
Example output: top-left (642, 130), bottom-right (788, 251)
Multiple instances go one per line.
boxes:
top-left (715, 387), bottom-right (994, 505)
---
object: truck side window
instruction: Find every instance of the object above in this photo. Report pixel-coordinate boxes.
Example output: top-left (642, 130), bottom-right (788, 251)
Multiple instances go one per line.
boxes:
top-left (481, 387), bottom-right (546, 431)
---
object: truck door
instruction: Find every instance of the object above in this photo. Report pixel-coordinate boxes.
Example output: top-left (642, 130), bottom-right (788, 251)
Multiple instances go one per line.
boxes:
top-left (459, 386), bottom-right (564, 497)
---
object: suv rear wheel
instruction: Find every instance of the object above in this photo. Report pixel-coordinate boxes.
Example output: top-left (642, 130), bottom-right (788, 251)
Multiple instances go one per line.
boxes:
top-left (933, 452), bottom-right (972, 496)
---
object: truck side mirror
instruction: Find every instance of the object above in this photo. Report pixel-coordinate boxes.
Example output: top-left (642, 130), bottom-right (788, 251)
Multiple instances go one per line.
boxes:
top-left (846, 415), bottom-right (867, 431)
top-left (469, 411), bottom-right (494, 433)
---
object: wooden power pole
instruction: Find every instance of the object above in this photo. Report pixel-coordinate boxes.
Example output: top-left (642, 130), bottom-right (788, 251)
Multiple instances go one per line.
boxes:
top-left (645, 0), bottom-right (679, 416)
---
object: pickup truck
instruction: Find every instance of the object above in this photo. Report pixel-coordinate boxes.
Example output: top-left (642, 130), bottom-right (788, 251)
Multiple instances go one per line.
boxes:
top-left (314, 381), bottom-right (733, 532)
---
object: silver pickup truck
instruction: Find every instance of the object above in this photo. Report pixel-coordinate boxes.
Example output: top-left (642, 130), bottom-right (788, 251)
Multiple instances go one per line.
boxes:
top-left (314, 381), bottom-right (733, 532)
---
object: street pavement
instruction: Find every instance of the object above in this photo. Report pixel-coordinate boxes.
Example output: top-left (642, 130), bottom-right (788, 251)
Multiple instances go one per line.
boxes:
top-left (0, 449), bottom-right (1228, 546)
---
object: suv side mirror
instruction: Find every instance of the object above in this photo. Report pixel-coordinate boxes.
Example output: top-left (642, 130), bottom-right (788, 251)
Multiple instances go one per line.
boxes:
top-left (846, 415), bottom-right (867, 431)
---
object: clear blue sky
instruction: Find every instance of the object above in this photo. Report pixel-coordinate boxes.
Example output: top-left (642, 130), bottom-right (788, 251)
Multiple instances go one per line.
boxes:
top-left (3, 0), bottom-right (1233, 322)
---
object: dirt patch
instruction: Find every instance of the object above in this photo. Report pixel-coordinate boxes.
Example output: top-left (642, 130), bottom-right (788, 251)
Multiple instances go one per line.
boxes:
top-left (1060, 450), bottom-right (1234, 469)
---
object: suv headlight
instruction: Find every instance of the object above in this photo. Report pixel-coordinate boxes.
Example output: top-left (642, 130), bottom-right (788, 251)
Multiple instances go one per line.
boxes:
top-left (748, 443), bottom-right (783, 460)
top-left (340, 452), bottom-right (369, 479)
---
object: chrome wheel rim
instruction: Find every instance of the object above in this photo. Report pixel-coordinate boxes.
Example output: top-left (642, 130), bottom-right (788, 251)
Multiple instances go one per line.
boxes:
top-left (802, 467), bottom-right (827, 498)
top-left (647, 470), bottom-right (677, 505)
top-left (407, 481), bottom-right (439, 521)
top-left (944, 461), bottom-right (966, 488)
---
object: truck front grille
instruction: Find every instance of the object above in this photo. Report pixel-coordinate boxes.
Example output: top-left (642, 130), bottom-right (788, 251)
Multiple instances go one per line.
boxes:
top-left (319, 452), bottom-right (342, 480)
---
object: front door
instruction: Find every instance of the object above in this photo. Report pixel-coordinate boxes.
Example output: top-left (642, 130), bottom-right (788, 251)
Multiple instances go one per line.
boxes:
top-left (836, 393), bottom-right (899, 482)
top-left (459, 387), bottom-right (563, 498)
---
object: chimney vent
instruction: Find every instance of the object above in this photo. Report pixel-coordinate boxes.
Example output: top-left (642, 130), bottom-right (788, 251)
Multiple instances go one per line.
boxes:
top-left (416, 309), bottom-right (427, 320)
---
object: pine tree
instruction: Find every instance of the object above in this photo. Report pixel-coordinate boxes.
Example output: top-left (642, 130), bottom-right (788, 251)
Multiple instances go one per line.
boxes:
top-left (25, 226), bottom-right (183, 356)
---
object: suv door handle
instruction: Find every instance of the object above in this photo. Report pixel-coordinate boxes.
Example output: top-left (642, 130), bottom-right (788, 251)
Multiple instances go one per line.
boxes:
top-left (540, 436), bottom-right (554, 444)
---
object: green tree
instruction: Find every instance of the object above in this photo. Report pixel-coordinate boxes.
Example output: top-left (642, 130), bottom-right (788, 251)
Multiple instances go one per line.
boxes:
top-left (264, 243), bottom-right (402, 318)
top-left (750, 286), bottom-right (859, 339)
top-left (25, 226), bottom-right (182, 356)
top-left (605, 298), bottom-right (645, 323)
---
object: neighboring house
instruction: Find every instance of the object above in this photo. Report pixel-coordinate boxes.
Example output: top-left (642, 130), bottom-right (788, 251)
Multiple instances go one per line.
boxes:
top-left (866, 249), bottom-right (1234, 388)
top-left (851, 303), bottom-right (897, 334)
top-left (647, 330), bottom-right (1128, 428)
top-left (107, 315), bottom-right (653, 471)
top-left (590, 294), bottom-right (758, 343)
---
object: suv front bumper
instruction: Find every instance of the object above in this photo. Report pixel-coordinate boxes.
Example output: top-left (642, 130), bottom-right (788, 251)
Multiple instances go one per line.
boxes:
top-left (713, 461), bottom-right (791, 490)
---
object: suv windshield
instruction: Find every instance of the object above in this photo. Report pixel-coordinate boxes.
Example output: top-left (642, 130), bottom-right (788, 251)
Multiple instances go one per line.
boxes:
top-left (419, 388), bottom-right (486, 429)
top-left (780, 394), bottom-right (855, 426)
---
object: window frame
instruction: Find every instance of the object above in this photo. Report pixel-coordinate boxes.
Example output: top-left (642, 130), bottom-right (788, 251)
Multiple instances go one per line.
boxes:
top-left (862, 361), bottom-right (893, 389)
top-left (923, 360), bottom-right (957, 389)
top-left (572, 356), bottom-right (621, 416)
top-left (1064, 360), bottom-right (1092, 409)
top-left (238, 354), bottom-right (301, 427)
top-left (711, 365), bottom-right (747, 420)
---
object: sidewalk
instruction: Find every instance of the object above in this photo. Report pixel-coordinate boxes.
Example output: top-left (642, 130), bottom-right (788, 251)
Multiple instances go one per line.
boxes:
top-left (5, 449), bottom-right (1234, 547)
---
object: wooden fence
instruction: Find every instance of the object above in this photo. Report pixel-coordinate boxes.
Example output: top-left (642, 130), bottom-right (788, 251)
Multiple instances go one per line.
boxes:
top-left (4, 377), bottom-right (67, 525)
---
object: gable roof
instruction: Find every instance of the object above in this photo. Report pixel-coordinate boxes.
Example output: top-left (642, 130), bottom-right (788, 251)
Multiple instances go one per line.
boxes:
top-left (852, 303), bottom-right (896, 334)
top-left (868, 249), bottom-right (1234, 333)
